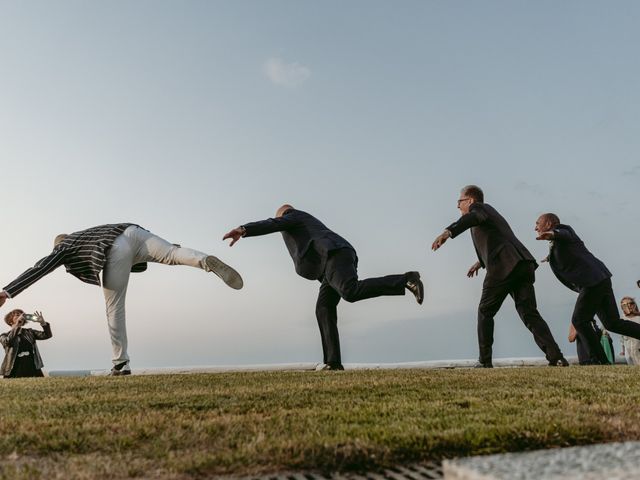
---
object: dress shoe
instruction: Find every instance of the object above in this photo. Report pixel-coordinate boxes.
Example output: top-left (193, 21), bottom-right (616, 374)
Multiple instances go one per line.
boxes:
top-left (405, 271), bottom-right (424, 305)
top-left (473, 362), bottom-right (493, 368)
top-left (315, 363), bottom-right (344, 371)
top-left (205, 256), bottom-right (244, 290)
top-left (548, 357), bottom-right (569, 367)
top-left (110, 361), bottom-right (131, 376)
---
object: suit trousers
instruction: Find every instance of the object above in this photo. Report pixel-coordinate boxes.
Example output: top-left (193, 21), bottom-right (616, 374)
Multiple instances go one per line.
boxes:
top-left (102, 226), bottom-right (212, 365)
top-left (315, 248), bottom-right (407, 367)
top-left (572, 278), bottom-right (640, 364)
top-left (477, 261), bottom-right (563, 365)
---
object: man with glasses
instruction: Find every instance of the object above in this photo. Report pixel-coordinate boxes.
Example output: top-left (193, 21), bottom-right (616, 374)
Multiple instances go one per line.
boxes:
top-left (535, 213), bottom-right (640, 365)
top-left (619, 297), bottom-right (640, 365)
top-left (432, 185), bottom-right (567, 368)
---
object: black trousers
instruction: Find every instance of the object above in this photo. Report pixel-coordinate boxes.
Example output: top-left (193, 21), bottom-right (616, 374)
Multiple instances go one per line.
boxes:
top-left (315, 248), bottom-right (407, 367)
top-left (572, 278), bottom-right (640, 364)
top-left (576, 321), bottom-right (607, 365)
top-left (477, 261), bottom-right (563, 365)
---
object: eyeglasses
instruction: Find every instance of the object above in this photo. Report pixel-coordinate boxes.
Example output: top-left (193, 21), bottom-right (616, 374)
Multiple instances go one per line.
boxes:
top-left (622, 301), bottom-right (637, 307)
top-left (457, 197), bottom-right (471, 205)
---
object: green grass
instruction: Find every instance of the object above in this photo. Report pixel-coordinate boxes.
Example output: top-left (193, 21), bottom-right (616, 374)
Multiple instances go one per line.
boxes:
top-left (1, 367), bottom-right (640, 479)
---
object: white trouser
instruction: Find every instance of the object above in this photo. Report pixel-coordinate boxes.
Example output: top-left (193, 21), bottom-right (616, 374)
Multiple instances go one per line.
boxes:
top-left (102, 226), bottom-right (211, 365)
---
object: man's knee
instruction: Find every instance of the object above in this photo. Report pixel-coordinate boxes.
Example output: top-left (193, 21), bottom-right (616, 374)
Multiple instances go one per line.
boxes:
top-left (478, 301), bottom-right (499, 319)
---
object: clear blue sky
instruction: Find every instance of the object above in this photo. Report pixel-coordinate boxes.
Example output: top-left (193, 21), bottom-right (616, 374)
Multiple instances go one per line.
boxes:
top-left (1, 1), bottom-right (639, 369)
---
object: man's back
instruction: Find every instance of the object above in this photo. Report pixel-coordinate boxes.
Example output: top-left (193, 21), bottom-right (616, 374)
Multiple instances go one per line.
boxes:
top-left (548, 224), bottom-right (611, 290)
top-left (243, 209), bottom-right (353, 280)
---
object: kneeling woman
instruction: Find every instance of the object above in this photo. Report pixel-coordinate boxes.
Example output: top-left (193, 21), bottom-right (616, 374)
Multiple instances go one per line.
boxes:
top-left (1, 310), bottom-right (52, 378)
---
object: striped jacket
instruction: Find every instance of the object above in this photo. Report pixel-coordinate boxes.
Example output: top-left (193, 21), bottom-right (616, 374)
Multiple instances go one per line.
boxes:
top-left (3, 223), bottom-right (147, 298)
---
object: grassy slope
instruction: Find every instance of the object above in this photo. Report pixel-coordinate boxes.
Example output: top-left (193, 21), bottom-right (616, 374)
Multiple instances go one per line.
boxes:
top-left (1, 367), bottom-right (640, 479)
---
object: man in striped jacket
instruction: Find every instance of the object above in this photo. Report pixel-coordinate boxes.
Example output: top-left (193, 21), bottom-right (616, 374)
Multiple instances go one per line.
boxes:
top-left (0, 223), bottom-right (243, 375)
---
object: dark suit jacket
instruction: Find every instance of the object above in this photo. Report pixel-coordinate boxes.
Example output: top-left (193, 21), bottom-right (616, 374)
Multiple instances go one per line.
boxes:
top-left (446, 202), bottom-right (536, 283)
top-left (547, 224), bottom-right (611, 292)
top-left (242, 209), bottom-right (354, 280)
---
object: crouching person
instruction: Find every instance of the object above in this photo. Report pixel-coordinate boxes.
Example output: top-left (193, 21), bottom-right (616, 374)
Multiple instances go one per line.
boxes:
top-left (1, 310), bottom-right (51, 378)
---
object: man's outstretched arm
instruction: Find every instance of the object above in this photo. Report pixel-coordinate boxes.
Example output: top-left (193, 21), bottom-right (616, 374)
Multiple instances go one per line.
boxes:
top-left (223, 212), bottom-right (302, 247)
top-left (1, 250), bottom-right (67, 302)
top-left (432, 208), bottom-right (487, 251)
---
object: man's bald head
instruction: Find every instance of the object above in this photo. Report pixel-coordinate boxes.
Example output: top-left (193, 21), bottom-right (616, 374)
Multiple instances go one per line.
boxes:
top-left (276, 204), bottom-right (294, 217)
top-left (539, 213), bottom-right (560, 228)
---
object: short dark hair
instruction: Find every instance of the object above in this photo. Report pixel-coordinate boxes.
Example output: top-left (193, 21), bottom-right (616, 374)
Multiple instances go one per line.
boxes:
top-left (540, 213), bottom-right (560, 227)
top-left (461, 185), bottom-right (484, 203)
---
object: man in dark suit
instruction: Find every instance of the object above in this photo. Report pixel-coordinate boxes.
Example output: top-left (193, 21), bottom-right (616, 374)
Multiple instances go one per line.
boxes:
top-left (432, 185), bottom-right (567, 368)
top-left (535, 213), bottom-right (640, 364)
top-left (0, 223), bottom-right (243, 375)
top-left (223, 204), bottom-right (424, 371)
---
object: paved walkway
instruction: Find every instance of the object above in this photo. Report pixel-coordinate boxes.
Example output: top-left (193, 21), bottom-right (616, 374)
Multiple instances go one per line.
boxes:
top-left (443, 441), bottom-right (640, 480)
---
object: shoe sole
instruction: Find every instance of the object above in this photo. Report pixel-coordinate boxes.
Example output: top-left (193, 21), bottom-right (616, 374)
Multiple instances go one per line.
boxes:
top-left (206, 256), bottom-right (244, 290)
top-left (407, 272), bottom-right (424, 305)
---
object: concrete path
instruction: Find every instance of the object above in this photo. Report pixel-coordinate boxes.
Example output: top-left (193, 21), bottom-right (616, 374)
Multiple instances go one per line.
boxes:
top-left (443, 441), bottom-right (640, 480)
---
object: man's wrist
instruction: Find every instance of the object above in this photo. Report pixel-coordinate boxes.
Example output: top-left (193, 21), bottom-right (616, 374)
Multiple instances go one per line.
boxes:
top-left (239, 226), bottom-right (247, 237)
top-left (1, 290), bottom-right (10, 299)
top-left (444, 229), bottom-right (452, 238)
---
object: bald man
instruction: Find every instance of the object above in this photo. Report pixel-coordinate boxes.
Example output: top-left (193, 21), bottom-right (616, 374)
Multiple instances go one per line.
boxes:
top-left (224, 205), bottom-right (424, 370)
top-left (536, 213), bottom-right (640, 364)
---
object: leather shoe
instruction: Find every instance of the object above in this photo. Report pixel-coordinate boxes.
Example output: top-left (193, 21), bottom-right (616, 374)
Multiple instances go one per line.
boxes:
top-left (549, 357), bottom-right (569, 367)
top-left (315, 363), bottom-right (344, 371)
top-left (473, 362), bottom-right (493, 368)
top-left (405, 272), bottom-right (424, 305)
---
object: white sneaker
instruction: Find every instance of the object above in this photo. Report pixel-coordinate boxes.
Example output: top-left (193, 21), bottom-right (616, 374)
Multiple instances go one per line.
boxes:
top-left (205, 256), bottom-right (243, 290)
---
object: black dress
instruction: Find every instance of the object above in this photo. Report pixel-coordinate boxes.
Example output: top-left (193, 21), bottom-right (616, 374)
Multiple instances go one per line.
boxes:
top-left (7, 335), bottom-right (44, 378)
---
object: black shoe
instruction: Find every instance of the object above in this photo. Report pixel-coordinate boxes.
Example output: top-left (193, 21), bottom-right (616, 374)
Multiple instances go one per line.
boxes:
top-left (405, 271), bottom-right (424, 305)
top-left (473, 362), bottom-right (493, 368)
top-left (315, 363), bottom-right (344, 371)
top-left (110, 361), bottom-right (131, 376)
top-left (548, 357), bottom-right (569, 367)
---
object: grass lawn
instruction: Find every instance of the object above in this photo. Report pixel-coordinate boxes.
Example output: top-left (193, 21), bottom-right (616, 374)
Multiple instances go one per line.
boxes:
top-left (1, 366), bottom-right (640, 479)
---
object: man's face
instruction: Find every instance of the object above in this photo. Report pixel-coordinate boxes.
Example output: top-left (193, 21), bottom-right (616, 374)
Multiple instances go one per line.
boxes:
top-left (622, 298), bottom-right (640, 316)
top-left (457, 195), bottom-right (474, 215)
top-left (535, 216), bottom-right (552, 235)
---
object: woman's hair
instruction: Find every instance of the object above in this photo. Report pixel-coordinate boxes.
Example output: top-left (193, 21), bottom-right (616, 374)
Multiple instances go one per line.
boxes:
top-left (4, 309), bottom-right (24, 326)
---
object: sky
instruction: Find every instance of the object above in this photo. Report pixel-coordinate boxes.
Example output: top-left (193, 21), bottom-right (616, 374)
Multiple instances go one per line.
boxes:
top-left (0, 1), bottom-right (639, 370)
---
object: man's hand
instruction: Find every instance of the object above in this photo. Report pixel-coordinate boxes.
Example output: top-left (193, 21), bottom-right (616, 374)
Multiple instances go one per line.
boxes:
top-left (568, 323), bottom-right (577, 343)
top-left (0, 291), bottom-right (7, 308)
top-left (540, 256), bottom-right (550, 263)
top-left (431, 230), bottom-right (451, 251)
top-left (35, 310), bottom-right (45, 325)
top-left (467, 261), bottom-right (482, 278)
top-left (536, 231), bottom-right (554, 241)
top-left (223, 227), bottom-right (245, 247)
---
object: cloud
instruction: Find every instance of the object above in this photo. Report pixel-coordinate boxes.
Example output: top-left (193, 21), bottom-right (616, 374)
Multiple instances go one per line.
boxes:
top-left (514, 181), bottom-right (547, 197)
top-left (264, 57), bottom-right (311, 87)
top-left (622, 165), bottom-right (640, 176)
